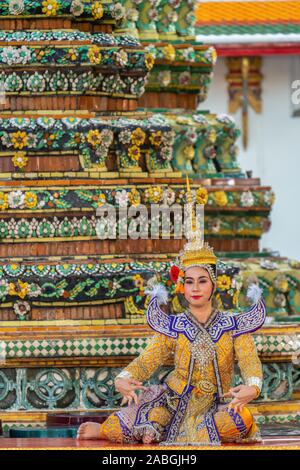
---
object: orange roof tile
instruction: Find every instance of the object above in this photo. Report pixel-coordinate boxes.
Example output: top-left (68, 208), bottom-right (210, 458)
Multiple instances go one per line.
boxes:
top-left (196, 1), bottom-right (300, 25)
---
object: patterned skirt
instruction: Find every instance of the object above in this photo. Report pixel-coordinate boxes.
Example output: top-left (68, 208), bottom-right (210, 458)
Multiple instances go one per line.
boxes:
top-left (99, 383), bottom-right (260, 446)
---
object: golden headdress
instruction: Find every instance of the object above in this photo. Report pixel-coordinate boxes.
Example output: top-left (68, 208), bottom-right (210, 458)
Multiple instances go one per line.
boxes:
top-left (174, 176), bottom-right (217, 285)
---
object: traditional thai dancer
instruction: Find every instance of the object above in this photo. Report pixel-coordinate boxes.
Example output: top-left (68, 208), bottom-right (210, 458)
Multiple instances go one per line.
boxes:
top-left (77, 182), bottom-right (265, 445)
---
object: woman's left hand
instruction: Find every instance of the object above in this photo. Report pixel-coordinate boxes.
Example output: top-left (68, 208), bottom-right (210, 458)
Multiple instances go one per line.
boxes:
top-left (222, 385), bottom-right (258, 413)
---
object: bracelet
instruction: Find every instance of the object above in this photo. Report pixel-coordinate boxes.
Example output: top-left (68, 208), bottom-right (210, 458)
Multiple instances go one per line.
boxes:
top-left (245, 377), bottom-right (262, 391)
top-left (115, 370), bottom-right (132, 381)
top-left (244, 377), bottom-right (261, 399)
top-left (252, 385), bottom-right (261, 399)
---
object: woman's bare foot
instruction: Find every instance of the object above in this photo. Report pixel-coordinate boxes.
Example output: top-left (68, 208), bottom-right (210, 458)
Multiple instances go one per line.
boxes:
top-left (76, 422), bottom-right (101, 440)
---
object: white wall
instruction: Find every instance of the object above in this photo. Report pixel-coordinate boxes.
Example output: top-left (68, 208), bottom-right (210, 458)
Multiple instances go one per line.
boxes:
top-left (200, 55), bottom-right (300, 259)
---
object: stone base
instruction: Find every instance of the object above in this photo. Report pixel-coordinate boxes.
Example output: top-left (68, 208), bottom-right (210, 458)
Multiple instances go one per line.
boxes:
top-left (1, 402), bottom-right (300, 437)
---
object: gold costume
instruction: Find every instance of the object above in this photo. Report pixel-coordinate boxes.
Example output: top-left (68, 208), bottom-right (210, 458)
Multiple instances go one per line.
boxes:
top-left (99, 303), bottom-right (265, 445)
top-left (98, 177), bottom-right (265, 445)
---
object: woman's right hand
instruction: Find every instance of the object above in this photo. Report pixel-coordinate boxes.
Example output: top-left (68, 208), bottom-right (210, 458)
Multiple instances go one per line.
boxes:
top-left (115, 377), bottom-right (148, 406)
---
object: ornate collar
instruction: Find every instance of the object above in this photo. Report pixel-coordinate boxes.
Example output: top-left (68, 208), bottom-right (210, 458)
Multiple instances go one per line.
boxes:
top-left (146, 296), bottom-right (266, 343)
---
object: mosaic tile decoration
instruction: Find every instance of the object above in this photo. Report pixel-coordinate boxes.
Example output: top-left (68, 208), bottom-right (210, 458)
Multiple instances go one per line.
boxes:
top-left (1, 331), bottom-right (300, 360)
top-left (2, 337), bottom-right (150, 359)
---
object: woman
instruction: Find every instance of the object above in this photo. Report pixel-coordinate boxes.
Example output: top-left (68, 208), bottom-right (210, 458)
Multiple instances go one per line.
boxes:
top-left (77, 238), bottom-right (266, 445)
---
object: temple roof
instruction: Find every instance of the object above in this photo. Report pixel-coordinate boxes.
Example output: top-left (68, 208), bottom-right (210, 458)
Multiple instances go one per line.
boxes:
top-left (196, 1), bottom-right (300, 56)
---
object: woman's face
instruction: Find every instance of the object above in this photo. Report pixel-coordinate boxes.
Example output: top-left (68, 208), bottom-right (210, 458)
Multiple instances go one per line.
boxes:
top-left (184, 266), bottom-right (214, 308)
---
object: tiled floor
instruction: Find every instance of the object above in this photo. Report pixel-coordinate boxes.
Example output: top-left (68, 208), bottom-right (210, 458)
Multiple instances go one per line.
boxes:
top-left (0, 436), bottom-right (300, 449)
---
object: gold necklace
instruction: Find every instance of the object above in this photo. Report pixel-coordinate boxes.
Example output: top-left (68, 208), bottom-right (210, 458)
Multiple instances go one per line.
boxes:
top-left (186, 310), bottom-right (217, 394)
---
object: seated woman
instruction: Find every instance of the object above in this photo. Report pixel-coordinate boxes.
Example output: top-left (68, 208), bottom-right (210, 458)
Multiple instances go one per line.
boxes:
top-left (77, 235), bottom-right (266, 446)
